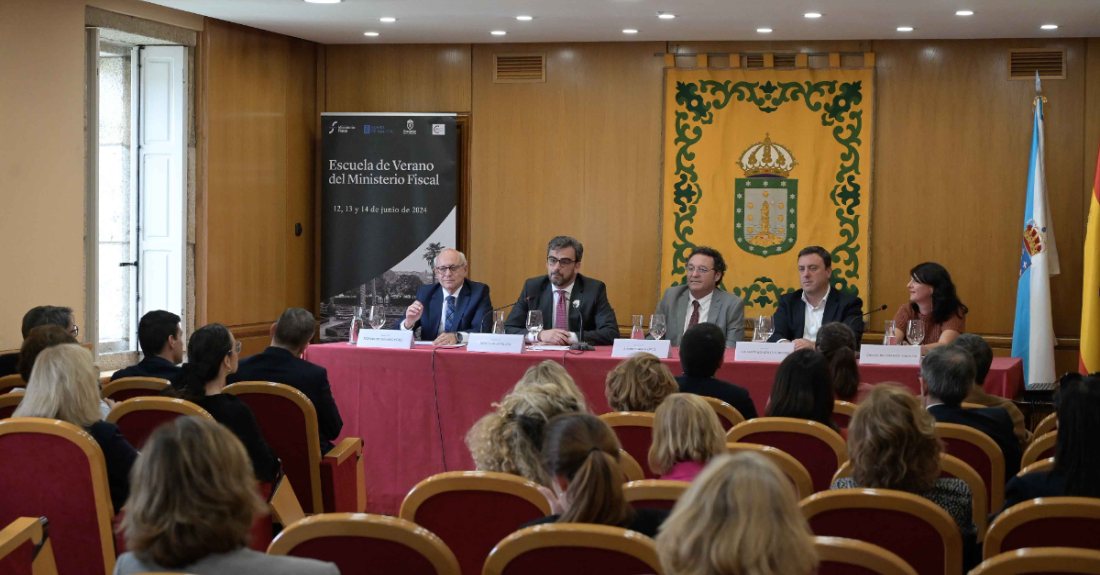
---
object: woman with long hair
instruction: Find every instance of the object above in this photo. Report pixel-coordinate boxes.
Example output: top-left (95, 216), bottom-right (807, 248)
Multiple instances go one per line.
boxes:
top-left (892, 262), bottom-right (968, 353)
top-left (816, 322), bottom-right (873, 403)
top-left (605, 352), bottom-right (679, 412)
top-left (648, 393), bottom-right (727, 482)
top-left (765, 349), bottom-right (837, 431)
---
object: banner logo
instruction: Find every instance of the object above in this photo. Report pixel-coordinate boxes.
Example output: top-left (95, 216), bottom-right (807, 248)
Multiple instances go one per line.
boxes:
top-left (733, 134), bottom-right (799, 258)
top-left (328, 120), bottom-right (339, 134)
top-left (403, 119), bottom-right (417, 135)
top-left (432, 124), bottom-right (446, 135)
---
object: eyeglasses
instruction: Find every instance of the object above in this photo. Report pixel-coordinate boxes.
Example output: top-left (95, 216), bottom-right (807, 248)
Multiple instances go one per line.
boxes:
top-left (685, 264), bottom-right (711, 275)
top-left (233, 340), bottom-right (242, 355)
top-left (69, 325), bottom-right (79, 337)
top-left (434, 265), bottom-right (464, 274)
top-left (547, 257), bottom-right (576, 267)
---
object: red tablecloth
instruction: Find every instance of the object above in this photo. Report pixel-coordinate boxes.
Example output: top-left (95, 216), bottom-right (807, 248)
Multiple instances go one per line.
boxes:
top-left (305, 343), bottom-right (1023, 515)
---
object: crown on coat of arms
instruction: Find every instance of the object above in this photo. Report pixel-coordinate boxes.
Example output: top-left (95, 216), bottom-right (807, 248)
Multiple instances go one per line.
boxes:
top-left (1024, 219), bottom-right (1046, 257)
top-left (735, 133), bottom-right (798, 178)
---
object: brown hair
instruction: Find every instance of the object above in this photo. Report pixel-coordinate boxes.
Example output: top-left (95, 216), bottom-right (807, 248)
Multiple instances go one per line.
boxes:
top-left (648, 393), bottom-right (726, 476)
top-left (816, 322), bottom-right (861, 400)
top-left (541, 413), bottom-right (633, 527)
top-left (605, 353), bottom-right (678, 412)
top-left (848, 384), bottom-right (942, 492)
top-left (18, 325), bottom-right (78, 383)
top-left (121, 416), bottom-right (265, 568)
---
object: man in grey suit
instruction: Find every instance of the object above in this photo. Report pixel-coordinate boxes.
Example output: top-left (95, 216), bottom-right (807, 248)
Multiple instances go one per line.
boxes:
top-left (654, 246), bottom-right (745, 347)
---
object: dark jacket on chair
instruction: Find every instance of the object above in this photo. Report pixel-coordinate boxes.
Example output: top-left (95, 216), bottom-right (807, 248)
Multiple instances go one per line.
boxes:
top-left (675, 374), bottom-right (758, 420)
top-left (0, 353), bottom-right (18, 378)
top-left (109, 355), bottom-right (181, 382)
top-left (86, 421), bottom-right (138, 513)
top-left (997, 470), bottom-right (1069, 516)
top-left (928, 403), bottom-right (1023, 479)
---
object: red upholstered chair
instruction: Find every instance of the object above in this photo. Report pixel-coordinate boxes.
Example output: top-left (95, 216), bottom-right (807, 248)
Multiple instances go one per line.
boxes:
top-left (598, 412), bottom-right (658, 479)
top-left (935, 422), bottom-right (1005, 512)
top-left (1032, 412), bottom-right (1057, 439)
top-left (268, 513), bottom-right (460, 575)
top-left (618, 450), bottom-right (645, 482)
top-left (1016, 457), bottom-right (1054, 476)
top-left (971, 547), bottom-right (1100, 575)
top-left (700, 396), bottom-right (744, 431)
top-left (399, 471), bottom-right (551, 575)
top-left (814, 536), bottom-right (918, 575)
top-left (726, 417), bottom-right (847, 493)
top-left (801, 488), bottom-right (963, 575)
top-left (0, 392), bottom-right (24, 420)
top-left (0, 418), bottom-right (117, 575)
top-left (984, 497), bottom-right (1100, 560)
top-left (222, 382), bottom-right (365, 514)
top-left (0, 375), bottom-right (24, 395)
top-left (832, 400), bottom-right (857, 430)
top-left (100, 377), bottom-right (169, 402)
top-left (482, 523), bottom-right (664, 575)
top-left (1020, 431), bottom-right (1056, 469)
top-left (0, 517), bottom-right (58, 575)
top-left (106, 396), bottom-right (212, 449)
top-left (727, 442), bottom-right (814, 499)
top-left (622, 480), bottom-right (689, 510)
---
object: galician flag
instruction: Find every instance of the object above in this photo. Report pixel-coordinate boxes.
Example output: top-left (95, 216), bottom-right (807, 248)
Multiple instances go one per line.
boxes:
top-left (1081, 140), bottom-right (1100, 374)
top-left (1011, 74), bottom-right (1060, 387)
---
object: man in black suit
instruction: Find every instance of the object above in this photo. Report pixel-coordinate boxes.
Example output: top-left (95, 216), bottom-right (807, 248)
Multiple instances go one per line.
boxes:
top-left (110, 310), bottom-right (184, 381)
top-left (676, 323), bottom-right (757, 420)
top-left (768, 246), bottom-right (865, 349)
top-left (391, 248), bottom-right (493, 345)
top-left (504, 236), bottom-right (619, 346)
top-left (228, 307), bottom-right (343, 453)
top-left (0, 306), bottom-right (48, 378)
top-left (923, 346), bottom-right (1022, 478)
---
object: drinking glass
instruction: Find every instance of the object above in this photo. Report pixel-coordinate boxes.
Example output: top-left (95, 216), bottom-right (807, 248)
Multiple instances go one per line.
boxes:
top-left (649, 314), bottom-right (667, 341)
top-left (883, 320), bottom-right (897, 345)
top-left (754, 315), bottom-right (773, 342)
top-left (526, 310), bottom-right (543, 343)
top-left (631, 315), bottom-right (645, 340)
top-left (907, 320), bottom-right (926, 346)
top-left (492, 310), bottom-right (507, 334)
top-left (367, 305), bottom-right (386, 330)
top-left (348, 306), bottom-right (365, 344)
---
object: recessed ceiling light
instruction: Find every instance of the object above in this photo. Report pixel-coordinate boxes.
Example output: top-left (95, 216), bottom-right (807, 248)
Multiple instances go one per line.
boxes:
top-left (955, 10), bottom-right (974, 16)
top-left (516, 15), bottom-right (533, 21)
top-left (657, 12), bottom-right (676, 19)
top-left (491, 30), bottom-right (507, 35)
top-left (804, 12), bottom-right (822, 18)
top-left (380, 17), bottom-right (396, 22)
top-left (304, 0), bottom-right (341, 3)
top-left (363, 31), bottom-right (379, 36)
top-left (623, 29), bottom-right (639, 34)
top-left (897, 26), bottom-right (914, 32)
top-left (757, 27), bottom-right (772, 33)
top-left (1041, 24), bottom-right (1058, 30)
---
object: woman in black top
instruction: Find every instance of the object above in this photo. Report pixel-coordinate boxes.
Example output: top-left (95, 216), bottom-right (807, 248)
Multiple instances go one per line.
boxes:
top-left (765, 349), bottom-right (839, 432)
top-left (167, 324), bottom-right (280, 483)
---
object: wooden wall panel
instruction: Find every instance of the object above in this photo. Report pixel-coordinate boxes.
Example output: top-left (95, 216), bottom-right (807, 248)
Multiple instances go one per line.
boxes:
top-left (286, 37), bottom-right (317, 312)
top-left (324, 44), bottom-right (472, 112)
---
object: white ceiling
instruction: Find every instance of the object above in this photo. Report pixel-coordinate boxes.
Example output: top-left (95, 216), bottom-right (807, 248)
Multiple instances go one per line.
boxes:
top-left (144, 0), bottom-right (1100, 44)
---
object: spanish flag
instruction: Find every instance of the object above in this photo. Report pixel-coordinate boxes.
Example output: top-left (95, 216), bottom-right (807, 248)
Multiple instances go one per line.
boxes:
top-left (1082, 146), bottom-right (1100, 374)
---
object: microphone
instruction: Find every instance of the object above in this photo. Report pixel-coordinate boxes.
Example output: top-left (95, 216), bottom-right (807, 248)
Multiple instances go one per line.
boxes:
top-left (570, 294), bottom-right (594, 351)
top-left (479, 295), bottom-right (535, 334)
top-left (842, 304), bottom-right (888, 340)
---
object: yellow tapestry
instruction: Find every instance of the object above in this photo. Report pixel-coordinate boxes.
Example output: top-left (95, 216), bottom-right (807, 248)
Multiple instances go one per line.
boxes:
top-left (661, 65), bottom-right (874, 314)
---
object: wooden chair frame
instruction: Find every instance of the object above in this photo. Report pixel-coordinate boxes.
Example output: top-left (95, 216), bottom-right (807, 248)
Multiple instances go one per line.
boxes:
top-left (813, 536), bottom-right (918, 575)
top-left (268, 473), bottom-right (306, 527)
top-left (618, 449), bottom-right (644, 482)
top-left (726, 416), bottom-right (848, 465)
top-left (0, 517), bottom-right (57, 575)
top-left (598, 411), bottom-right (655, 429)
top-left (833, 400), bottom-right (856, 420)
top-left (482, 523), bottom-right (664, 575)
top-left (0, 391), bottom-right (25, 418)
top-left (622, 480), bottom-right (689, 506)
top-left (984, 497), bottom-right (1100, 560)
top-left (99, 377), bottom-right (169, 400)
top-left (269, 513), bottom-right (460, 575)
top-left (400, 471), bottom-right (552, 521)
top-left (935, 422), bottom-right (1005, 511)
top-left (1032, 412), bottom-right (1057, 440)
top-left (700, 396), bottom-right (744, 428)
top-left (105, 396), bottom-right (213, 423)
top-left (1020, 431), bottom-right (1056, 469)
top-left (0, 374), bottom-right (25, 394)
top-left (961, 402), bottom-right (986, 410)
top-left (727, 442), bottom-right (814, 499)
top-left (0, 418), bottom-right (116, 575)
top-left (801, 488), bottom-right (963, 575)
top-left (971, 547), bottom-right (1100, 574)
top-left (1016, 458), bottom-right (1054, 476)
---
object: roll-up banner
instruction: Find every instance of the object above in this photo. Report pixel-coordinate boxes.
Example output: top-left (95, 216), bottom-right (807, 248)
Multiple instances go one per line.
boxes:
top-left (319, 113), bottom-right (458, 342)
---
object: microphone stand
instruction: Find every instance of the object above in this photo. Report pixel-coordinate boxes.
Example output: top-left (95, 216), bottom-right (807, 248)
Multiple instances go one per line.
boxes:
top-left (570, 294), bottom-right (594, 351)
top-left (479, 295), bottom-right (533, 334)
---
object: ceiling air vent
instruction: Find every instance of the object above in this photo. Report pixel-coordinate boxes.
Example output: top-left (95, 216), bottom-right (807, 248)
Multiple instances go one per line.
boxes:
top-left (773, 54), bottom-right (797, 68)
top-left (745, 54), bottom-right (764, 68)
top-left (493, 53), bottom-right (546, 83)
top-left (1008, 49), bottom-right (1065, 80)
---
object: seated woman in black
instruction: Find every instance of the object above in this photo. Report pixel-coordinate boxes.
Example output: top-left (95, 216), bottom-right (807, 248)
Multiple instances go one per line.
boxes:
top-left (765, 349), bottom-right (839, 433)
top-left (166, 324), bottom-right (280, 483)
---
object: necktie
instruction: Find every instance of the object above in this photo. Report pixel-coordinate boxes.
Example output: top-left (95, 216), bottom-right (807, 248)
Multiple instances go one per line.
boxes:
top-left (444, 295), bottom-right (456, 333)
top-left (687, 300), bottom-right (700, 331)
top-left (555, 290), bottom-right (568, 330)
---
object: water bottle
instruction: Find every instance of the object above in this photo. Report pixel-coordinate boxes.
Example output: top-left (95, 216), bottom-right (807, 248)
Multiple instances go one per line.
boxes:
top-left (348, 306), bottom-right (365, 344)
top-left (882, 320), bottom-right (897, 345)
top-left (631, 315), bottom-right (645, 340)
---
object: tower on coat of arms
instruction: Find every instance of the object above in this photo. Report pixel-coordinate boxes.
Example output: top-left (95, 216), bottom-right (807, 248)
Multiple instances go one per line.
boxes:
top-left (733, 134), bottom-right (799, 258)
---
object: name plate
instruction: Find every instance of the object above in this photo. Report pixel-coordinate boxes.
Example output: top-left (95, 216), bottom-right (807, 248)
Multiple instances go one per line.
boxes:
top-left (611, 339), bottom-right (671, 359)
top-left (859, 344), bottom-right (921, 366)
top-left (734, 341), bottom-right (794, 363)
top-left (467, 334), bottom-right (525, 354)
top-left (355, 329), bottom-right (414, 349)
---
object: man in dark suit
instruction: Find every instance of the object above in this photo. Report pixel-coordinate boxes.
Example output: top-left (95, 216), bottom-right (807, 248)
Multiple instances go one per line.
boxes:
top-left (392, 248), bottom-right (493, 345)
top-left (504, 236), bottom-right (619, 346)
top-left (769, 246), bottom-right (865, 348)
top-left (228, 308), bottom-right (343, 453)
top-left (676, 323), bottom-right (757, 419)
top-left (110, 310), bottom-right (184, 381)
top-left (922, 346), bottom-right (1023, 478)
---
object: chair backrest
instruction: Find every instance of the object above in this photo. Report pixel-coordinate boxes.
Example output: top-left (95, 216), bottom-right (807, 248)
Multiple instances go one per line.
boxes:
top-left (1020, 431), bottom-right (1056, 469)
top-left (727, 417), bottom-right (847, 493)
top-left (971, 547), bottom-right (1100, 575)
top-left (100, 377), bottom-right (170, 402)
top-left (222, 382), bottom-right (325, 513)
top-left (0, 391), bottom-right (24, 420)
top-left (598, 412), bottom-right (658, 479)
top-left (0, 418), bottom-right (116, 575)
top-left (0, 517), bottom-right (58, 575)
top-left (399, 471), bottom-right (551, 575)
top-left (801, 488), bottom-right (963, 575)
top-left (700, 396), bottom-right (744, 430)
top-left (482, 523), bottom-right (664, 575)
top-left (814, 536), bottom-right (918, 575)
top-left (269, 513), bottom-right (460, 575)
top-left (1032, 412), bottom-right (1057, 439)
top-left (1017, 457), bottom-right (1054, 476)
top-left (727, 442), bottom-right (814, 499)
top-left (106, 396), bottom-right (212, 449)
top-left (961, 402), bottom-right (986, 410)
top-left (984, 497), bottom-right (1100, 560)
top-left (935, 422), bottom-right (1005, 512)
top-left (0, 375), bottom-right (24, 395)
top-left (618, 449), bottom-right (645, 483)
top-left (832, 400), bottom-right (857, 430)
top-left (622, 480), bottom-right (689, 510)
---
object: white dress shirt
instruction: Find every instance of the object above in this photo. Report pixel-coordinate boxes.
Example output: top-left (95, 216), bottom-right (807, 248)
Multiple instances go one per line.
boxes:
top-left (550, 280), bottom-right (579, 344)
top-left (683, 290), bottom-right (714, 334)
top-left (401, 282), bottom-right (463, 339)
top-left (801, 287), bottom-right (830, 342)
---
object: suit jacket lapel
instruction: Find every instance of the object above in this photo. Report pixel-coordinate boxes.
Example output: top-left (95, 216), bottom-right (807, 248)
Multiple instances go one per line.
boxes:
top-left (791, 291), bottom-right (807, 338)
top-left (569, 275), bottom-right (587, 332)
top-left (451, 282), bottom-right (473, 328)
top-left (671, 288), bottom-right (690, 337)
top-left (424, 286), bottom-right (444, 338)
top-left (539, 278), bottom-right (555, 330)
top-left (822, 289), bottom-right (840, 324)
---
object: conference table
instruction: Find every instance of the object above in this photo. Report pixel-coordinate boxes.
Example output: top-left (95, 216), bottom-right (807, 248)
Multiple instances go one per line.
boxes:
top-left (304, 343), bottom-right (1024, 515)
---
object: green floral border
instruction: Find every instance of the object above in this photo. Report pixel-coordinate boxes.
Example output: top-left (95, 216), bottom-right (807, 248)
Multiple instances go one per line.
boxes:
top-left (668, 77), bottom-right (866, 308)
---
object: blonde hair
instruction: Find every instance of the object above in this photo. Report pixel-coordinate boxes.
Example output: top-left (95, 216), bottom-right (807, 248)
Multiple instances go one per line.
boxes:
top-left (648, 393), bottom-right (726, 475)
top-left (848, 384), bottom-right (943, 492)
top-left (605, 353), bottom-right (678, 412)
top-left (121, 416), bottom-right (265, 568)
top-left (14, 344), bottom-right (101, 427)
top-left (465, 361), bottom-right (587, 487)
top-left (656, 452), bottom-right (819, 575)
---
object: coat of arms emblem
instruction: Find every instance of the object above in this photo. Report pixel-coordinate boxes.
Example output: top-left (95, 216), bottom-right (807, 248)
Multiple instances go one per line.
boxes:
top-left (733, 134), bottom-right (798, 258)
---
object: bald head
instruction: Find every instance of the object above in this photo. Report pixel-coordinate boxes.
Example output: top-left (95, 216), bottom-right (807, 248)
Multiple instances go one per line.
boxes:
top-left (433, 248), bottom-right (468, 292)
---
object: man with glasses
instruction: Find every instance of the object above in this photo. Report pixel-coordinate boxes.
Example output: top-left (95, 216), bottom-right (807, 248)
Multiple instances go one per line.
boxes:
top-left (654, 246), bottom-right (744, 347)
top-left (504, 236), bottom-right (619, 346)
top-left (392, 248), bottom-right (492, 345)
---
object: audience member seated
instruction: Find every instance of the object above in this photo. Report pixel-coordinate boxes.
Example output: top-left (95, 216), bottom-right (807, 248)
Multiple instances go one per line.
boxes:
top-left (166, 324), bottom-right (280, 482)
top-left (521, 413), bottom-right (669, 537)
top-left (110, 310), bottom-right (184, 382)
top-left (816, 322), bottom-right (874, 403)
top-left (648, 393), bottom-right (727, 482)
top-left (765, 349), bottom-right (839, 432)
top-left (114, 416), bottom-right (338, 575)
top-left (30, 305), bottom-right (80, 339)
top-left (0, 306), bottom-right (47, 378)
top-left (998, 373), bottom-right (1100, 514)
top-left (951, 334), bottom-right (1030, 446)
top-left (16, 325), bottom-right (118, 419)
top-left (605, 352), bottom-right (678, 412)
top-left (675, 323), bottom-right (757, 419)
top-left (922, 346), bottom-right (1022, 478)
top-left (656, 452), bottom-right (819, 575)
top-left (466, 360), bottom-right (587, 488)
top-left (227, 308), bottom-right (342, 453)
top-left (13, 344), bottom-right (137, 513)
top-left (891, 262), bottom-right (968, 352)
